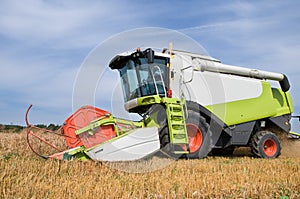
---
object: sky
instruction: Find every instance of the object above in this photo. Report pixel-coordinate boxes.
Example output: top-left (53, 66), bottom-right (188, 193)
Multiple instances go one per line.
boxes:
top-left (0, 0), bottom-right (300, 132)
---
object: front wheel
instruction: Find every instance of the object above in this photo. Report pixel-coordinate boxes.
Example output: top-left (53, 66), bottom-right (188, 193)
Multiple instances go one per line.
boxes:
top-left (186, 110), bottom-right (212, 159)
top-left (251, 131), bottom-right (281, 158)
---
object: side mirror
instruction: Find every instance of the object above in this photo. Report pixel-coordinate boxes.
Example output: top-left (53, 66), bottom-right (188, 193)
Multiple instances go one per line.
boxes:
top-left (171, 70), bottom-right (175, 79)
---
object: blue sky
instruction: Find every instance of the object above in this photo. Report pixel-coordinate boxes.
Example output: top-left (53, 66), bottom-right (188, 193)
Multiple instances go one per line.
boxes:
top-left (1, 1), bottom-right (300, 131)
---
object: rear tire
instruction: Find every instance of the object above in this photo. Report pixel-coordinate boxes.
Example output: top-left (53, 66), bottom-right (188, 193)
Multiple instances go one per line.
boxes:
top-left (251, 131), bottom-right (281, 158)
top-left (186, 110), bottom-right (212, 159)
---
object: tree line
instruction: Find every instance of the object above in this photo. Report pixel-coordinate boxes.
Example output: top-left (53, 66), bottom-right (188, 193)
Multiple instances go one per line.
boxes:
top-left (0, 124), bottom-right (61, 133)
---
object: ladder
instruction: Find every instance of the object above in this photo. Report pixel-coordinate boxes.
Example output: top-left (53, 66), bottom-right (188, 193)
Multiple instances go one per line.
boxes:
top-left (165, 100), bottom-right (189, 154)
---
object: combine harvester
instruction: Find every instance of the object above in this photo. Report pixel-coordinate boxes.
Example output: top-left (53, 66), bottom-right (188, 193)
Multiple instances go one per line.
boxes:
top-left (25, 47), bottom-right (300, 161)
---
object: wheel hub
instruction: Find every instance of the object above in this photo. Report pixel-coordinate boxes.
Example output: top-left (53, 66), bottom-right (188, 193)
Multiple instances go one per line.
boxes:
top-left (263, 138), bottom-right (277, 157)
top-left (186, 123), bottom-right (203, 153)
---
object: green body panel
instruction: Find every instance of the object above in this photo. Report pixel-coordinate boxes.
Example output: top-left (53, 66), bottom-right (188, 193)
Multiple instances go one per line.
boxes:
top-left (76, 115), bottom-right (143, 137)
top-left (72, 152), bottom-right (90, 160)
top-left (75, 115), bottom-right (116, 136)
top-left (145, 112), bottom-right (161, 128)
top-left (205, 82), bottom-right (293, 126)
top-left (136, 95), bottom-right (162, 106)
top-left (136, 95), bottom-right (189, 153)
top-left (273, 88), bottom-right (294, 113)
top-left (74, 115), bottom-right (145, 154)
top-left (289, 131), bottom-right (300, 136)
top-left (63, 146), bottom-right (90, 161)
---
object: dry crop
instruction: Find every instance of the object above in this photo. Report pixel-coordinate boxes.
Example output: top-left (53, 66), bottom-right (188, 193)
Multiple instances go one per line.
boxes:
top-left (1, 129), bottom-right (300, 198)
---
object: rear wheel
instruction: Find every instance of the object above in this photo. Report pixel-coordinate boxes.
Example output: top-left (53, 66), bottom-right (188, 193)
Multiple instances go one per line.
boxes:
top-left (251, 131), bottom-right (281, 158)
top-left (186, 110), bottom-right (212, 159)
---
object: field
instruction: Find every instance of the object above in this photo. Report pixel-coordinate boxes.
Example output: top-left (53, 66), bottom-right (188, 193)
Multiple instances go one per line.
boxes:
top-left (1, 128), bottom-right (300, 198)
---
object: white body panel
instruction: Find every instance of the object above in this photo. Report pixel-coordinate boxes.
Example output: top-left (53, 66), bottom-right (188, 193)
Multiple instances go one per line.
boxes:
top-left (170, 53), bottom-right (263, 106)
top-left (182, 71), bottom-right (262, 106)
top-left (86, 127), bottom-right (160, 161)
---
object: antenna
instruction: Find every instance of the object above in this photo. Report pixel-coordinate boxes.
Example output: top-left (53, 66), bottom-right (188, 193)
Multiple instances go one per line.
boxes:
top-left (168, 42), bottom-right (173, 67)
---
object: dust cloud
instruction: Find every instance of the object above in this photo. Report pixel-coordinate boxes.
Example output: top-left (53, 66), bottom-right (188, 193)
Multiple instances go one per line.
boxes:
top-left (280, 137), bottom-right (300, 158)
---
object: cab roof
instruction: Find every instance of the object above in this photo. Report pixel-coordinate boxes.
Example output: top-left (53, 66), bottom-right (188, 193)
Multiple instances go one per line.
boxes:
top-left (109, 48), bottom-right (170, 69)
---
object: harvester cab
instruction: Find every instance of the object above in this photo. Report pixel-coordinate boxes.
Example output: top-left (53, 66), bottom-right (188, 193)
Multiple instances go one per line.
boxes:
top-left (25, 47), bottom-right (300, 161)
top-left (109, 48), bottom-right (171, 113)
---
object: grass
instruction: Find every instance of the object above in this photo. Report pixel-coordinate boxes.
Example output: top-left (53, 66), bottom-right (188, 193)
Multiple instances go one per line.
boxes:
top-left (1, 129), bottom-right (300, 198)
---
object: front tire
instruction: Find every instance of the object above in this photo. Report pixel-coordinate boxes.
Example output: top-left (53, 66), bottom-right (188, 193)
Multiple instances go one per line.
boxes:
top-left (251, 131), bottom-right (281, 158)
top-left (186, 110), bottom-right (212, 159)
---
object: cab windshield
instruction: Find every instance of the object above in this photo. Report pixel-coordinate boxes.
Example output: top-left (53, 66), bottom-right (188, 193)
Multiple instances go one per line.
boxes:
top-left (119, 57), bottom-right (168, 102)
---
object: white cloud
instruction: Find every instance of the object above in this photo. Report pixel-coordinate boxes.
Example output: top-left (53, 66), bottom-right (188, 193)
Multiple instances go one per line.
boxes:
top-left (0, 1), bottom-right (92, 38)
top-left (0, 49), bottom-right (77, 113)
top-left (0, 0), bottom-right (152, 49)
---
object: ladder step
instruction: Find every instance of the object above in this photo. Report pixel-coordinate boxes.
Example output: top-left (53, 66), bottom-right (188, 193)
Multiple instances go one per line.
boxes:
top-left (170, 116), bottom-right (183, 122)
top-left (171, 123), bottom-right (185, 128)
top-left (170, 121), bottom-right (185, 127)
top-left (173, 144), bottom-right (189, 154)
top-left (173, 140), bottom-right (188, 145)
top-left (168, 105), bottom-right (182, 111)
top-left (172, 130), bottom-right (187, 136)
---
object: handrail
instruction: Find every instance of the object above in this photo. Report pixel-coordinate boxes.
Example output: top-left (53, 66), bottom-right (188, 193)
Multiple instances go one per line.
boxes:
top-left (151, 65), bottom-right (167, 97)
